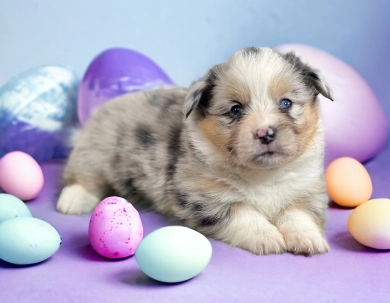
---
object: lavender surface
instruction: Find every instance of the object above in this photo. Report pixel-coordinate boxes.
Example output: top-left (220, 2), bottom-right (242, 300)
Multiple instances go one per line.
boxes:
top-left (1, 146), bottom-right (389, 303)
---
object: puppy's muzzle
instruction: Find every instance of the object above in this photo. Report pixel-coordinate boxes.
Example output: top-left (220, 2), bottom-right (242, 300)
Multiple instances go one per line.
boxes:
top-left (255, 127), bottom-right (276, 145)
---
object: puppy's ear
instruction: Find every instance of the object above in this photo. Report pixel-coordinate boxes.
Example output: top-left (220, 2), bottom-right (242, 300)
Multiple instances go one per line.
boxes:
top-left (184, 70), bottom-right (217, 119)
top-left (184, 80), bottom-right (206, 119)
top-left (305, 68), bottom-right (334, 101)
top-left (282, 52), bottom-right (334, 101)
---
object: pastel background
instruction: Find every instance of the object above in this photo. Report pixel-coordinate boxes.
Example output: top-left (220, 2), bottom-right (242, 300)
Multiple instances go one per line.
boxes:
top-left (2, 2), bottom-right (390, 303)
top-left (1, 0), bottom-right (389, 132)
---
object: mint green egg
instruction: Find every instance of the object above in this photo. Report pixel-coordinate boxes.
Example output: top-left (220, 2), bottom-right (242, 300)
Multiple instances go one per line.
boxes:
top-left (135, 226), bottom-right (212, 283)
top-left (0, 193), bottom-right (32, 223)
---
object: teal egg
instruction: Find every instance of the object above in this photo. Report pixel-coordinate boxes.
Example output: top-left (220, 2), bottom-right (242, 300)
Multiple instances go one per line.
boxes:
top-left (0, 193), bottom-right (32, 224)
top-left (135, 226), bottom-right (212, 283)
top-left (0, 217), bottom-right (61, 265)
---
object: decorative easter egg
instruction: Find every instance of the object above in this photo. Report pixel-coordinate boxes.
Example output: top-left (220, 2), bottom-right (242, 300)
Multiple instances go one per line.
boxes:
top-left (274, 44), bottom-right (387, 165)
top-left (0, 194), bottom-right (32, 223)
top-left (325, 157), bottom-right (372, 207)
top-left (135, 226), bottom-right (212, 283)
top-left (0, 217), bottom-right (62, 265)
top-left (88, 196), bottom-right (143, 258)
top-left (0, 151), bottom-right (44, 200)
top-left (0, 65), bottom-right (78, 163)
top-left (78, 48), bottom-right (174, 125)
top-left (348, 198), bottom-right (390, 249)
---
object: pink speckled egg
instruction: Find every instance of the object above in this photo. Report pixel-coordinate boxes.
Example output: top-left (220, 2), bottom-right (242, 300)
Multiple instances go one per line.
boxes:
top-left (0, 151), bottom-right (44, 200)
top-left (274, 44), bottom-right (388, 165)
top-left (88, 196), bottom-right (143, 258)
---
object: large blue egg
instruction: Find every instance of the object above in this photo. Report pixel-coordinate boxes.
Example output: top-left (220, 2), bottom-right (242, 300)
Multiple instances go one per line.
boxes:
top-left (0, 66), bottom-right (79, 163)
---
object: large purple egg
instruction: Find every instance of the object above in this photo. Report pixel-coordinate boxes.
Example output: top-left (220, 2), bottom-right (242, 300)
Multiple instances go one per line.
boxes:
top-left (275, 44), bottom-right (388, 165)
top-left (78, 48), bottom-right (174, 125)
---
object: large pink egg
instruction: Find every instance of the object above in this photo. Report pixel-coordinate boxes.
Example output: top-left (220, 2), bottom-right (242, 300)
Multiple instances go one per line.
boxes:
top-left (0, 151), bottom-right (44, 200)
top-left (88, 196), bottom-right (143, 259)
top-left (78, 48), bottom-right (174, 125)
top-left (275, 44), bottom-right (388, 165)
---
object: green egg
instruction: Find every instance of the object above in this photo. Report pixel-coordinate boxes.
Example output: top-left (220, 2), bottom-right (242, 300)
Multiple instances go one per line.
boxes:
top-left (135, 226), bottom-right (212, 283)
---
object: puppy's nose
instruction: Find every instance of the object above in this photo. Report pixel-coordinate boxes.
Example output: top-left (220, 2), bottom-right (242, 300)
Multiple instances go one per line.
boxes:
top-left (255, 127), bottom-right (276, 145)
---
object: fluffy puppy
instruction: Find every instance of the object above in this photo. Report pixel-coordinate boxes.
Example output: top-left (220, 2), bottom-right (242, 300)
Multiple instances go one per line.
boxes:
top-left (57, 47), bottom-right (333, 256)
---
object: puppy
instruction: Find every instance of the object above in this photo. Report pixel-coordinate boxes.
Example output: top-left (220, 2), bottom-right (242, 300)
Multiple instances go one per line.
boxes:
top-left (57, 47), bottom-right (333, 256)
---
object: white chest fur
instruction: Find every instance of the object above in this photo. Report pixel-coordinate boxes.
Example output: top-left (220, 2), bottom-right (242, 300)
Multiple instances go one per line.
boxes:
top-left (210, 153), bottom-right (324, 219)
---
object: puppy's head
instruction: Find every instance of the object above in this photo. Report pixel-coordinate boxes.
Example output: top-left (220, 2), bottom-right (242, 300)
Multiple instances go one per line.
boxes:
top-left (184, 47), bottom-right (333, 169)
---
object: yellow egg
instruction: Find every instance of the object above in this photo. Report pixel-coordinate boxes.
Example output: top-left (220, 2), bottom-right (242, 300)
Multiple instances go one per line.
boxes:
top-left (325, 157), bottom-right (372, 207)
top-left (348, 199), bottom-right (390, 249)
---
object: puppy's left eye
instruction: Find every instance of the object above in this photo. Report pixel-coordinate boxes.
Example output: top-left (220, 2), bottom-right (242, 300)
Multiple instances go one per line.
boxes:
top-left (230, 105), bottom-right (243, 118)
top-left (279, 99), bottom-right (292, 110)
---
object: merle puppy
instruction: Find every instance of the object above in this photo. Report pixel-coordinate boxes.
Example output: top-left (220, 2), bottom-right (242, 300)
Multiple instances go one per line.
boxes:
top-left (57, 47), bottom-right (333, 256)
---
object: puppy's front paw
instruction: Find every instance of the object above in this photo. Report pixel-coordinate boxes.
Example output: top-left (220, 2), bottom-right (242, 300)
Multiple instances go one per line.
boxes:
top-left (57, 184), bottom-right (100, 215)
top-left (228, 225), bottom-right (287, 255)
top-left (252, 227), bottom-right (287, 255)
top-left (275, 206), bottom-right (329, 256)
top-left (282, 228), bottom-right (330, 256)
top-left (216, 204), bottom-right (287, 255)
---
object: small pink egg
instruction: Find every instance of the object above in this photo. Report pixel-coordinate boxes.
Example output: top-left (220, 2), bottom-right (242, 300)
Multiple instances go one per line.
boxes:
top-left (0, 151), bottom-right (44, 200)
top-left (88, 196), bottom-right (143, 259)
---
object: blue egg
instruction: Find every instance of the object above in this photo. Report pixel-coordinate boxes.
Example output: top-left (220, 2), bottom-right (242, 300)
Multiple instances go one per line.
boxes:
top-left (0, 194), bottom-right (32, 223)
top-left (0, 217), bottom-right (62, 265)
top-left (0, 65), bottom-right (79, 163)
top-left (135, 226), bottom-right (212, 283)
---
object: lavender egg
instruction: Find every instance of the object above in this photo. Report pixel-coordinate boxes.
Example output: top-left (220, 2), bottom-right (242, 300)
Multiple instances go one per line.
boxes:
top-left (78, 48), bottom-right (174, 125)
top-left (0, 65), bottom-right (79, 163)
top-left (275, 44), bottom-right (388, 165)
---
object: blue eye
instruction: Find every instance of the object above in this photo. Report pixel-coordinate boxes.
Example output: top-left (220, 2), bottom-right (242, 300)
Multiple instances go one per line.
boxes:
top-left (230, 105), bottom-right (243, 118)
top-left (279, 99), bottom-right (292, 109)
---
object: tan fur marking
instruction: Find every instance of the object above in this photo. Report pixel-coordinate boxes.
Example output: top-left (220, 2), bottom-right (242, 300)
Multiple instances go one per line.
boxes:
top-left (198, 116), bottom-right (231, 154)
top-left (269, 75), bottom-right (293, 101)
top-left (215, 76), bottom-right (251, 105)
top-left (297, 102), bottom-right (320, 154)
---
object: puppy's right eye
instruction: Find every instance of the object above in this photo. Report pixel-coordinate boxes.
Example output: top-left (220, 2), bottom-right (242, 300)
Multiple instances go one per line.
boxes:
top-left (279, 99), bottom-right (292, 110)
top-left (230, 105), bottom-right (243, 118)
